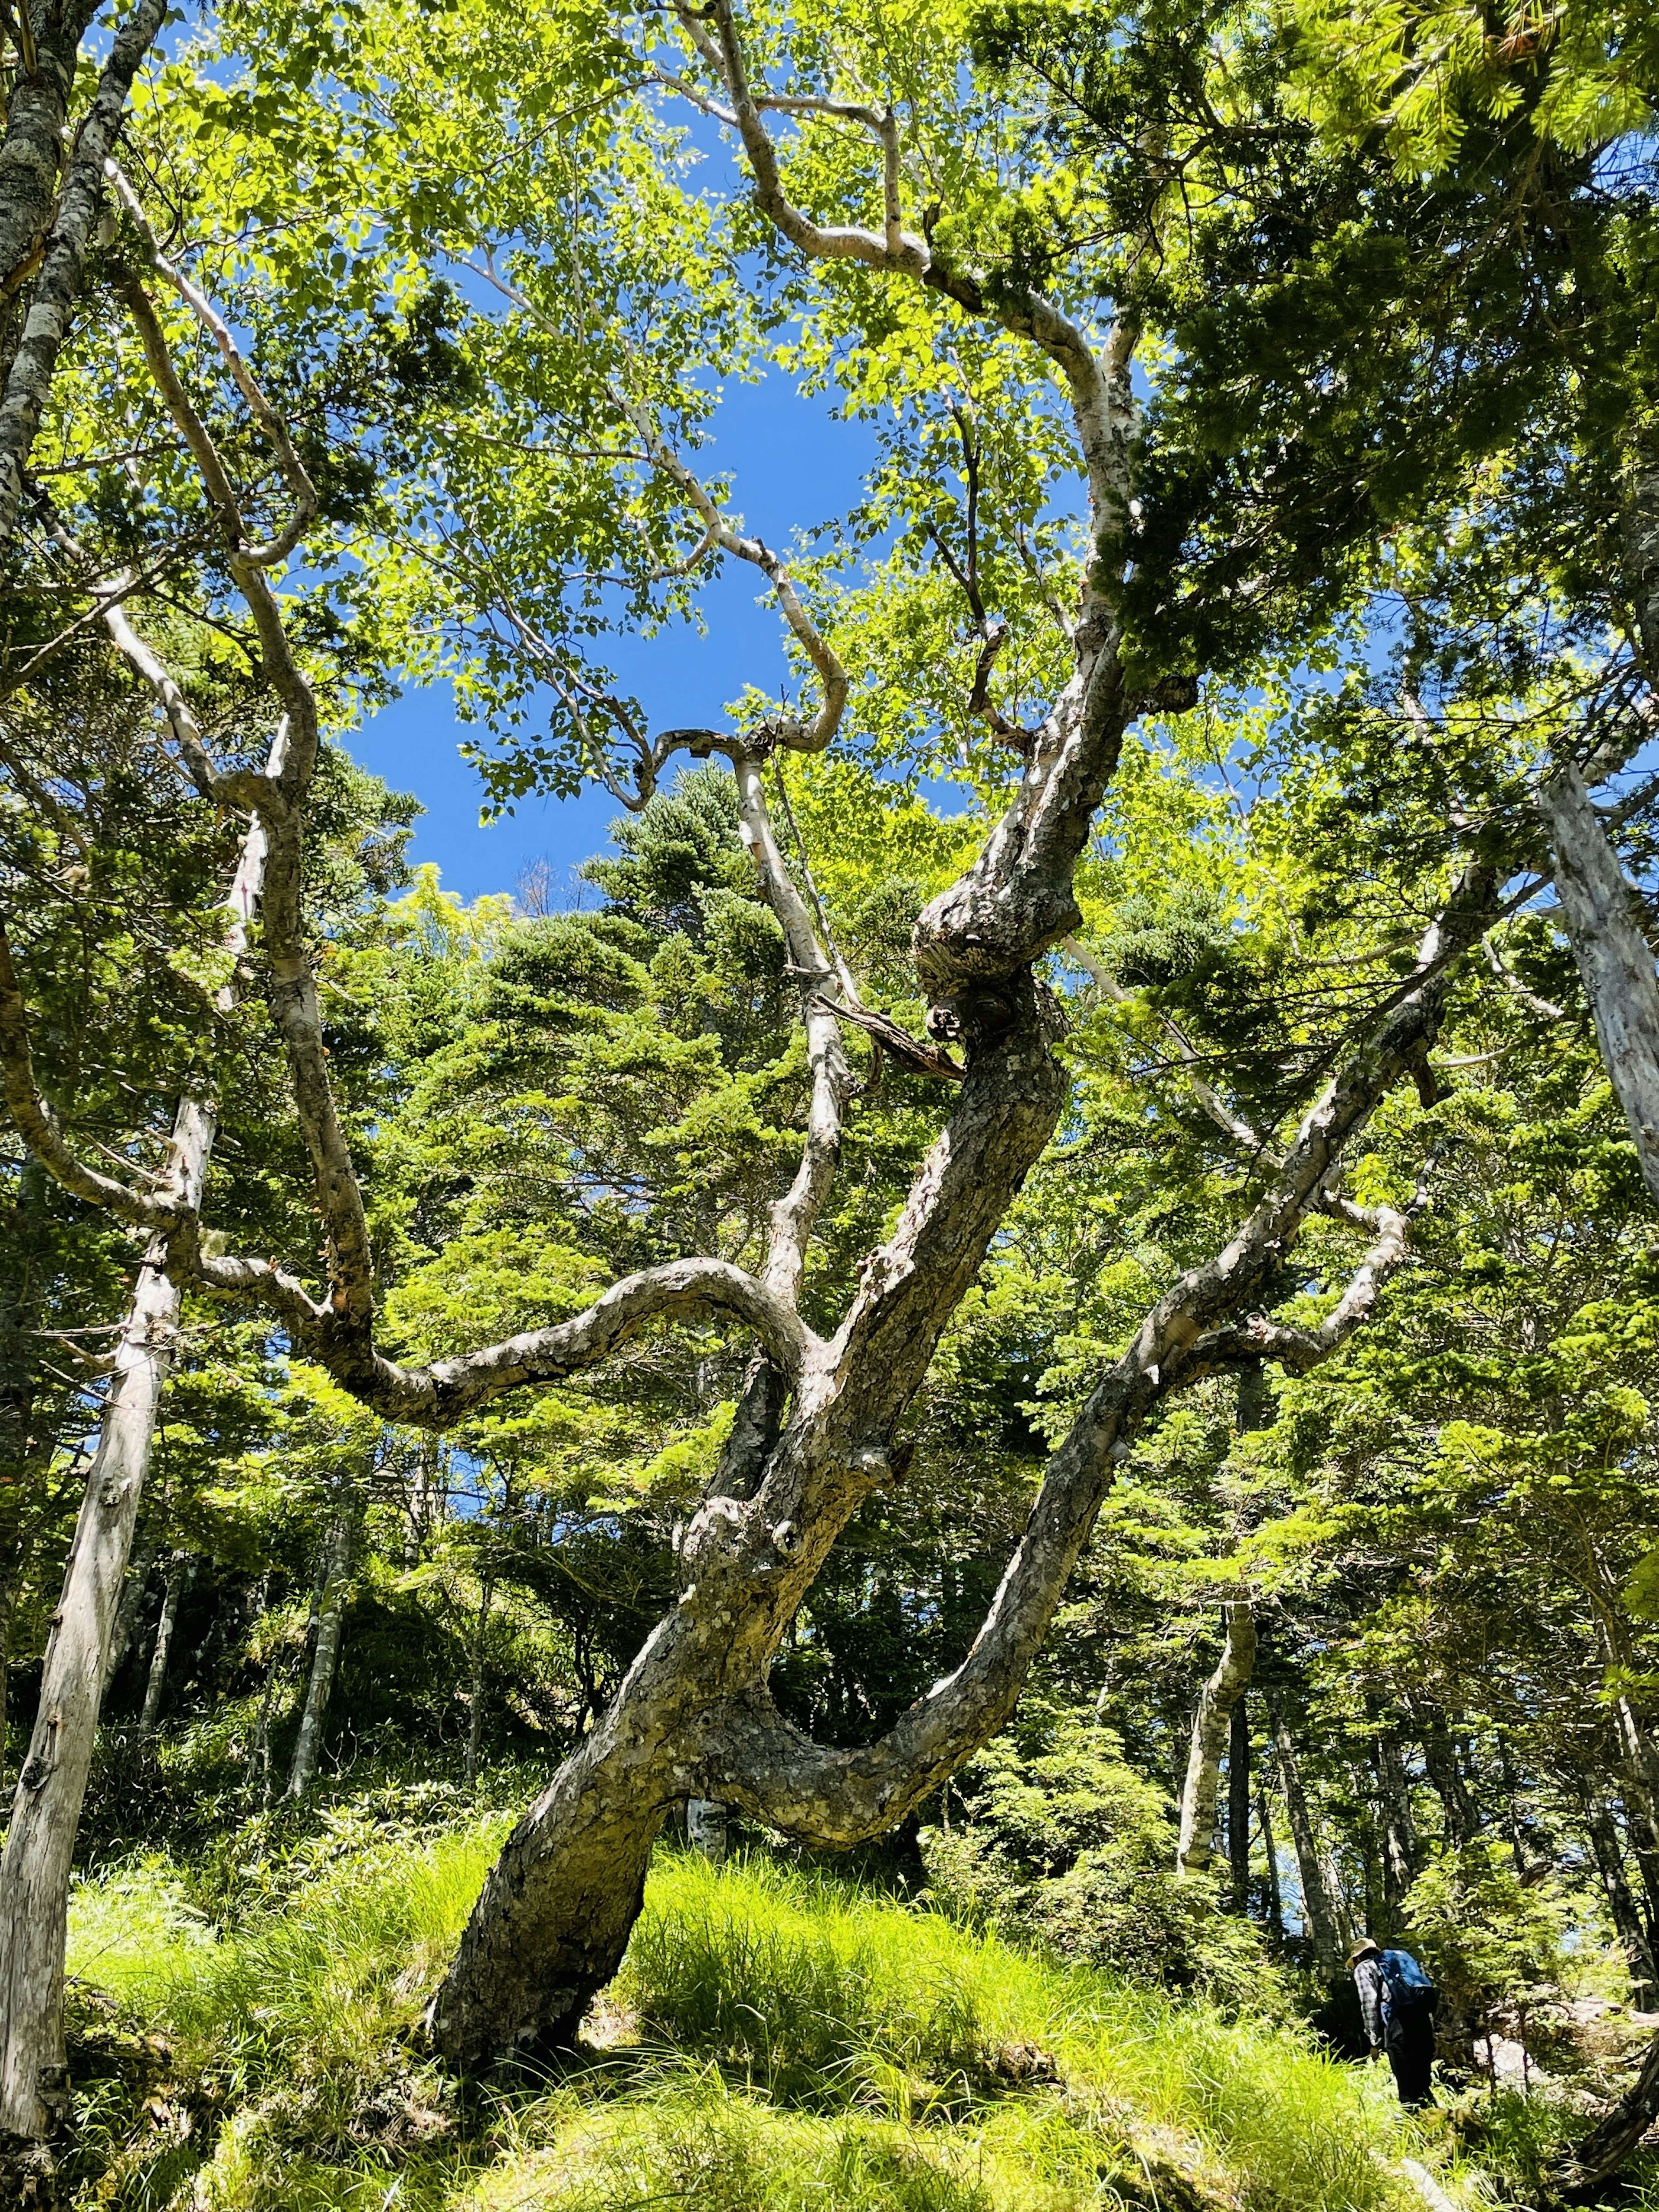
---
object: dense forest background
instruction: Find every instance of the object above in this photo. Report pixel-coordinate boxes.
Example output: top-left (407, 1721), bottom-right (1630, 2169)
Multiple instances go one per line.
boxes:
top-left (1, 0), bottom-right (1659, 2203)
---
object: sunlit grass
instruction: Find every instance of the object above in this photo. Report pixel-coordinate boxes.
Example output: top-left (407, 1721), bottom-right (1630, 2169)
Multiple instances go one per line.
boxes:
top-left (64, 1830), bottom-right (1446, 2211)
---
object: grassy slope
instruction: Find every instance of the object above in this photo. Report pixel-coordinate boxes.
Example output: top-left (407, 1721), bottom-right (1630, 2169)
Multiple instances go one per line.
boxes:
top-left (64, 1818), bottom-right (1452, 2212)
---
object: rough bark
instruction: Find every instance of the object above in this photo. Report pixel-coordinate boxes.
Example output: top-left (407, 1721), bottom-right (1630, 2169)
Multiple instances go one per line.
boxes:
top-left (1548, 2027), bottom-right (1659, 2204)
top-left (0, 0), bottom-right (170, 543)
top-left (1177, 1602), bottom-right (1257, 1877)
top-left (1375, 1729), bottom-right (1420, 1919)
top-left (1585, 1792), bottom-right (1658, 2006)
top-left (285, 1488), bottom-right (359, 1801)
top-left (1227, 1694), bottom-right (1252, 1912)
top-left (1270, 1700), bottom-right (1343, 1973)
top-left (1538, 760), bottom-right (1659, 1211)
top-left (686, 1799), bottom-right (729, 1863)
top-left (136, 1548), bottom-right (188, 1735)
top-left (1416, 1704), bottom-right (1480, 1847)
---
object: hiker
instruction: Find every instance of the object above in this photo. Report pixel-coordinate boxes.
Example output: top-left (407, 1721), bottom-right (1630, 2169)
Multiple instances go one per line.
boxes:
top-left (1349, 1936), bottom-right (1437, 2108)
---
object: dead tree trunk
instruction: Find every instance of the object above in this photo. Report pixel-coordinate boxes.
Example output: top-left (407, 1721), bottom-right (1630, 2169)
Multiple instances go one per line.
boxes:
top-left (1228, 1694), bottom-right (1252, 1911)
top-left (137, 1550), bottom-right (189, 1736)
top-left (1539, 760), bottom-right (1659, 1210)
top-left (284, 1489), bottom-right (360, 1802)
top-left (0, 771), bottom-right (274, 2144)
top-left (1586, 1791), bottom-right (1659, 2005)
top-left (1177, 1600), bottom-right (1257, 1877)
top-left (1270, 1699), bottom-right (1343, 1973)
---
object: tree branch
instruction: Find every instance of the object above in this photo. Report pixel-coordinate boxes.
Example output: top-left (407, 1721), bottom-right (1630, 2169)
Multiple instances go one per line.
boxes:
top-left (706, 856), bottom-right (1499, 1842)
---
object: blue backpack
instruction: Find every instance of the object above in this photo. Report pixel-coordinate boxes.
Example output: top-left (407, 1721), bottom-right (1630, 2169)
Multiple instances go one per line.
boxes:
top-left (1379, 1948), bottom-right (1437, 2014)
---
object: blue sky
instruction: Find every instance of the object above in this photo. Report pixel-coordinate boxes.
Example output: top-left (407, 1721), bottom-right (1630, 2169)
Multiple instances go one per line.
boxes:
top-left (348, 371), bottom-right (877, 907)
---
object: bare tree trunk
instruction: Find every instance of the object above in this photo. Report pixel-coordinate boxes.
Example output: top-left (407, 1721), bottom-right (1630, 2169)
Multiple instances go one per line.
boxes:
top-left (1539, 760), bottom-right (1659, 1210)
top-left (0, 778), bottom-right (274, 2144)
top-left (1376, 1729), bottom-right (1419, 1919)
top-left (102, 1522), bottom-right (158, 1698)
top-left (686, 1798), bottom-right (729, 1863)
top-left (1586, 1791), bottom-right (1659, 2006)
top-left (0, 0), bottom-right (170, 542)
top-left (1415, 1703), bottom-right (1479, 1847)
top-left (1228, 1694), bottom-right (1251, 1911)
top-left (1177, 1600), bottom-right (1256, 1876)
top-left (1269, 1699), bottom-right (1342, 1973)
top-left (1257, 1777), bottom-right (1284, 1940)
top-left (463, 1557), bottom-right (493, 1792)
top-left (137, 1550), bottom-right (188, 1736)
top-left (284, 1490), bottom-right (359, 1802)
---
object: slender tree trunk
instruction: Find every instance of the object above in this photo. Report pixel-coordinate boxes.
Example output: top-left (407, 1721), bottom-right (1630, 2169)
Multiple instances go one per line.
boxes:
top-left (1416, 1706), bottom-right (1479, 1847)
top-left (1538, 760), bottom-right (1659, 1210)
top-left (0, 0), bottom-right (170, 543)
top-left (284, 1490), bottom-right (359, 1802)
top-left (1269, 1699), bottom-right (1342, 1973)
top-left (463, 1560), bottom-right (493, 1792)
top-left (1177, 1599), bottom-right (1256, 1876)
top-left (101, 1522), bottom-right (157, 1697)
top-left (1228, 1694), bottom-right (1251, 1911)
top-left (137, 1550), bottom-right (188, 1736)
top-left (1257, 1778), bottom-right (1284, 1940)
top-left (1375, 1728), bottom-right (1419, 1919)
top-left (1586, 1791), bottom-right (1659, 2006)
top-left (0, 783), bottom-right (273, 2145)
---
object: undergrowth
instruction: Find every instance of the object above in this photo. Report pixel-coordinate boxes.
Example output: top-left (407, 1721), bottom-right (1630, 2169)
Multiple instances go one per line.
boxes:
top-left (61, 1819), bottom-right (1465, 2211)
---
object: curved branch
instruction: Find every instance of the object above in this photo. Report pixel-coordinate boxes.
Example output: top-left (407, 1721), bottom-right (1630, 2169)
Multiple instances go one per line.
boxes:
top-left (207, 1258), bottom-right (815, 1427)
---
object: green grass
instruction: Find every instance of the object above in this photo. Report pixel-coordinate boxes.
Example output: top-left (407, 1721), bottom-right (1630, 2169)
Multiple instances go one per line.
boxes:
top-left (62, 1824), bottom-right (1455, 2212)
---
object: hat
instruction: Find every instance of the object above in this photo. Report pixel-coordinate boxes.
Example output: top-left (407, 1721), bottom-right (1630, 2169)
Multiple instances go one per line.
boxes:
top-left (1347, 1936), bottom-right (1382, 1967)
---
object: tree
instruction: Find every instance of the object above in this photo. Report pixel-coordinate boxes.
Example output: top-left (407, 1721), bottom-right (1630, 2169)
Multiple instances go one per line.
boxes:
top-left (4, 0), bottom-right (1656, 2119)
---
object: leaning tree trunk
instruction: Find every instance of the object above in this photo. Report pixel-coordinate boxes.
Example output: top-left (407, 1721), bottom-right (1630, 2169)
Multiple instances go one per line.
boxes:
top-left (1539, 760), bottom-right (1659, 1211)
top-left (285, 1488), bottom-right (360, 1802)
top-left (1270, 1699), bottom-right (1343, 1973)
top-left (0, 784), bottom-right (273, 2146)
top-left (1177, 1599), bottom-right (1256, 1877)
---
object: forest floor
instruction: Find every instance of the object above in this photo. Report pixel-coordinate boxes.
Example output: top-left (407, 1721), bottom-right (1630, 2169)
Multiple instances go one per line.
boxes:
top-left (51, 1786), bottom-right (1616, 2212)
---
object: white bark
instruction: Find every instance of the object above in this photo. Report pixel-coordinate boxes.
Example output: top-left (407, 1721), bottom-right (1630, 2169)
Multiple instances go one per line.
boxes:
top-left (686, 1798), bottom-right (729, 1864)
top-left (1539, 761), bottom-right (1659, 1209)
top-left (285, 1491), bottom-right (359, 1801)
top-left (0, 764), bottom-right (273, 2142)
top-left (1176, 1599), bottom-right (1256, 1876)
